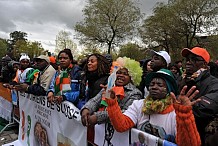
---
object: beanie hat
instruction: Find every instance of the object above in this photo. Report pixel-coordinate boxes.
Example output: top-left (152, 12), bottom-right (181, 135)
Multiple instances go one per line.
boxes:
top-left (145, 69), bottom-right (178, 95)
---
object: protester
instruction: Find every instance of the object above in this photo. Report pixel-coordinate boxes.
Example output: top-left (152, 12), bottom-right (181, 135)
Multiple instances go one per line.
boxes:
top-left (180, 47), bottom-right (218, 146)
top-left (78, 53), bottom-right (110, 145)
top-left (13, 54), bottom-right (33, 83)
top-left (78, 53), bottom-right (110, 109)
top-left (168, 63), bottom-right (181, 86)
top-left (150, 50), bottom-right (171, 72)
top-left (47, 49), bottom-right (81, 104)
top-left (208, 61), bottom-right (218, 78)
top-left (81, 57), bottom-right (142, 145)
top-left (142, 50), bottom-right (171, 97)
top-left (3, 54), bottom-right (33, 89)
top-left (14, 55), bottom-right (56, 96)
top-left (0, 55), bottom-right (12, 83)
top-left (138, 59), bottom-right (152, 97)
top-left (106, 69), bottom-right (201, 146)
top-left (6, 60), bottom-right (20, 83)
top-left (175, 60), bottom-right (184, 75)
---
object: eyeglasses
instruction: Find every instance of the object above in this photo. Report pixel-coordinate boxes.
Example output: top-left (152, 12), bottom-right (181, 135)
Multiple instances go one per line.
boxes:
top-left (185, 57), bottom-right (204, 63)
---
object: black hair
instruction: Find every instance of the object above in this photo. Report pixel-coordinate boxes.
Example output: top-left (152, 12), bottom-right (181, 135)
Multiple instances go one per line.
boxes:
top-left (168, 63), bottom-right (181, 75)
top-left (57, 49), bottom-right (73, 61)
top-left (84, 53), bottom-right (110, 76)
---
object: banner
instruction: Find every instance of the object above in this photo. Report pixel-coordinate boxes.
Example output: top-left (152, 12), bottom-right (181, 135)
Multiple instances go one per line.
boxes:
top-left (3, 92), bottom-right (177, 146)
top-left (0, 96), bottom-right (12, 121)
top-left (4, 92), bottom-right (87, 146)
top-left (94, 123), bottom-right (129, 146)
top-left (130, 128), bottom-right (177, 146)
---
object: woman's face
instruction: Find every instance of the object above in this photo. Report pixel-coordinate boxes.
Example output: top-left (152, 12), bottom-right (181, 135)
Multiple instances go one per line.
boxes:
top-left (58, 52), bottom-right (71, 69)
top-left (147, 61), bottom-right (152, 72)
top-left (170, 66), bottom-right (178, 74)
top-left (34, 123), bottom-right (43, 138)
top-left (13, 64), bottom-right (20, 72)
top-left (87, 55), bottom-right (98, 72)
top-left (115, 68), bottom-right (131, 86)
top-left (20, 59), bottom-right (30, 70)
top-left (149, 77), bottom-right (167, 100)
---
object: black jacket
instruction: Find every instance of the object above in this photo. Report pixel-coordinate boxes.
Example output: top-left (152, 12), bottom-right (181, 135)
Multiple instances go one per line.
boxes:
top-left (179, 70), bottom-right (218, 145)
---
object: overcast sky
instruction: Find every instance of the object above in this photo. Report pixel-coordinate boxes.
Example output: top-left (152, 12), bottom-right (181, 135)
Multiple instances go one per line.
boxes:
top-left (0, 0), bottom-right (167, 53)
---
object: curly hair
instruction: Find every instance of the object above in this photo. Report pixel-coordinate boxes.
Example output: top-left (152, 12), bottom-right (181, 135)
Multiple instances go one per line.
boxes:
top-left (84, 53), bottom-right (110, 76)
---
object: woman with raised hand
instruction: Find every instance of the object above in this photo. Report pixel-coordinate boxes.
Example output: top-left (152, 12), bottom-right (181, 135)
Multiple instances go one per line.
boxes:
top-left (81, 57), bottom-right (143, 145)
top-left (106, 69), bottom-right (201, 146)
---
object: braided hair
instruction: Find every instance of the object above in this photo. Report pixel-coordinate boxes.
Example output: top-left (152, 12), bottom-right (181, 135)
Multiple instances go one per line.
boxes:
top-left (84, 53), bottom-right (110, 76)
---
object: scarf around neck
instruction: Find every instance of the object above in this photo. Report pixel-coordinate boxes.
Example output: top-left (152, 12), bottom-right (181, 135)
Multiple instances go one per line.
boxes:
top-left (182, 68), bottom-right (207, 81)
top-left (142, 94), bottom-right (172, 115)
top-left (54, 64), bottom-right (73, 96)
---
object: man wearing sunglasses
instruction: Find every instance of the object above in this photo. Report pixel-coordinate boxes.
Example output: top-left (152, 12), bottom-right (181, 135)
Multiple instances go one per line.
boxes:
top-left (180, 47), bottom-right (218, 146)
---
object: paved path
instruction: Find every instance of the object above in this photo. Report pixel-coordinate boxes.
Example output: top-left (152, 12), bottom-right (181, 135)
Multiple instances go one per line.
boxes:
top-left (0, 127), bottom-right (18, 145)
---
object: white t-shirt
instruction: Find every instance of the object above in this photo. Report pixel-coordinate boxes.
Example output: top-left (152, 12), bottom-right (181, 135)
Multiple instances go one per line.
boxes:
top-left (124, 99), bottom-right (176, 138)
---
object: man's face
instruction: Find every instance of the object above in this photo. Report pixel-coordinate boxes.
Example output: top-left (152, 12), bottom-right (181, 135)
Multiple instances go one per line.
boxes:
top-left (149, 77), bottom-right (167, 100)
top-left (150, 54), bottom-right (166, 71)
top-left (185, 54), bottom-right (205, 75)
top-left (34, 59), bottom-right (48, 71)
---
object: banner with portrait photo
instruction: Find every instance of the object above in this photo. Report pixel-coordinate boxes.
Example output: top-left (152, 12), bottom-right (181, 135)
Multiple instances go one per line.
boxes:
top-left (3, 92), bottom-right (87, 146)
top-left (130, 128), bottom-right (177, 146)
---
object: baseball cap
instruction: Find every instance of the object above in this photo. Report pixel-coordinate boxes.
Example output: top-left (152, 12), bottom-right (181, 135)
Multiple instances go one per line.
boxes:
top-left (49, 56), bottom-right (56, 64)
top-left (181, 47), bottom-right (210, 63)
top-left (145, 69), bottom-right (178, 95)
top-left (34, 55), bottom-right (50, 63)
top-left (150, 50), bottom-right (171, 65)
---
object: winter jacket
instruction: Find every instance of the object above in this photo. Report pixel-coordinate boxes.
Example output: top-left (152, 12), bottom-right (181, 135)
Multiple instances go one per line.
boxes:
top-left (48, 65), bottom-right (82, 104)
top-left (179, 70), bottom-right (218, 145)
top-left (81, 83), bottom-right (142, 124)
top-left (27, 65), bottom-right (56, 96)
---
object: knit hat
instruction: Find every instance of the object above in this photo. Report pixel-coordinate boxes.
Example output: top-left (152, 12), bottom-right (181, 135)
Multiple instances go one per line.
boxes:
top-left (19, 54), bottom-right (30, 62)
top-left (145, 69), bottom-right (178, 95)
top-left (114, 57), bottom-right (142, 86)
top-left (181, 47), bottom-right (210, 63)
top-left (150, 50), bottom-right (171, 65)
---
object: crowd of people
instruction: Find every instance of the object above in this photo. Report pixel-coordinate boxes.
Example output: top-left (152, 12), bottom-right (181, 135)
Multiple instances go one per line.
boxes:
top-left (1, 47), bottom-right (218, 146)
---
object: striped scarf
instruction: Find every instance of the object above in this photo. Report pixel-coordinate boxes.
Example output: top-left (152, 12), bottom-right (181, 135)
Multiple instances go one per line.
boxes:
top-left (54, 64), bottom-right (73, 96)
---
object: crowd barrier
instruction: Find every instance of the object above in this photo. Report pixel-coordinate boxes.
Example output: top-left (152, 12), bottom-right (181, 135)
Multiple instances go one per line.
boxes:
top-left (3, 92), bottom-right (177, 146)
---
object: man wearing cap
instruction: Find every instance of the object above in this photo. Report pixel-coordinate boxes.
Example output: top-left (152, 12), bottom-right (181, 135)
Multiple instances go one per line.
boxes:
top-left (180, 47), bottom-right (218, 146)
top-left (150, 50), bottom-right (171, 72)
top-left (15, 55), bottom-right (56, 96)
top-left (142, 50), bottom-right (171, 97)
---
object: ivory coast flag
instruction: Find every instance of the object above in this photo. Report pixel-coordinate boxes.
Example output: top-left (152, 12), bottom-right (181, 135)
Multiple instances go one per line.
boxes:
top-left (54, 70), bottom-right (71, 96)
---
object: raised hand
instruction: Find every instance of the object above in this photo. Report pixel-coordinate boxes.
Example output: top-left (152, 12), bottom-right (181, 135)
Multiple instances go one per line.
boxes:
top-left (81, 108), bottom-right (90, 126)
top-left (171, 86), bottom-right (201, 106)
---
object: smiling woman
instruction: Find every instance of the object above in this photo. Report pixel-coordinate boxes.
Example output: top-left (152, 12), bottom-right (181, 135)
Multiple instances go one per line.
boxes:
top-left (80, 56), bottom-right (143, 145)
